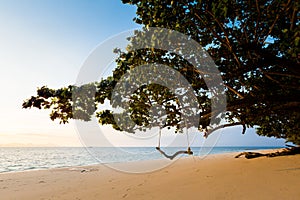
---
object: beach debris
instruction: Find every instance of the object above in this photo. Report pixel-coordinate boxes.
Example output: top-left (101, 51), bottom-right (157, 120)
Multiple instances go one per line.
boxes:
top-left (235, 146), bottom-right (300, 159)
top-left (68, 168), bottom-right (98, 173)
top-left (235, 152), bottom-right (265, 159)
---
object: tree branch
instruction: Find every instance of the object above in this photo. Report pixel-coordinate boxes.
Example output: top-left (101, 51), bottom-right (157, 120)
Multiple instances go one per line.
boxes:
top-left (204, 122), bottom-right (245, 138)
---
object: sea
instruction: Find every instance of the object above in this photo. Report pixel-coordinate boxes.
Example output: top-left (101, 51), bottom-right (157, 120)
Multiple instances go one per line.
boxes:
top-left (0, 146), bottom-right (282, 173)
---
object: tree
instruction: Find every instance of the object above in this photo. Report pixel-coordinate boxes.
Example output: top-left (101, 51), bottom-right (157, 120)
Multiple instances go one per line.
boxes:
top-left (23, 0), bottom-right (300, 145)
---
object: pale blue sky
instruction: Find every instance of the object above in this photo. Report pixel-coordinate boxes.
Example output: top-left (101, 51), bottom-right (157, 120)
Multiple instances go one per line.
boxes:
top-left (0, 0), bottom-right (286, 147)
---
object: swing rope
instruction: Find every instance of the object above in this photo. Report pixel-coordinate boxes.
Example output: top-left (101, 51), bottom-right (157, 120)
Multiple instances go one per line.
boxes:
top-left (185, 127), bottom-right (192, 154)
top-left (185, 119), bottom-right (193, 155)
top-left (156, 127), bottom-right (162, 150)
top-left (156, 124), bottom-right (193, 160)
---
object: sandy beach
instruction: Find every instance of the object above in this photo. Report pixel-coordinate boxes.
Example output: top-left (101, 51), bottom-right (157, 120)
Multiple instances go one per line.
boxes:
top-left (1, 150), bottom-right (299, 200)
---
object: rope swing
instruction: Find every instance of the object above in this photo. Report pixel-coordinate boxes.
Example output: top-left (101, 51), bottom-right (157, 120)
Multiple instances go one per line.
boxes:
top-left (156, 123), bottom-right (193, 160)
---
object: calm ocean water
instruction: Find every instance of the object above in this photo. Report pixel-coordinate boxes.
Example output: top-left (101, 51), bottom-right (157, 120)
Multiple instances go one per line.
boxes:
top-left (0, 146), bottom-right (282, 173)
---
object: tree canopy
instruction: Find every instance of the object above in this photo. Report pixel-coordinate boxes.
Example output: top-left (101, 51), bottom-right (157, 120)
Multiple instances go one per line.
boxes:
top-left (23, 0), bottom-right (300, 145)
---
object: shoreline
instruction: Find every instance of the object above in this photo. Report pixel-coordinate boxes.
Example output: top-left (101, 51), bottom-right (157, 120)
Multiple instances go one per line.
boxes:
top-left (1, 149), bottom-right (299, 199)
top-left (0, 146), bottom-right (285, 174)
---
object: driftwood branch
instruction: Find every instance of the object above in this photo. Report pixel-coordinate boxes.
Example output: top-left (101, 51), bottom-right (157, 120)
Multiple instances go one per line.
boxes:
top-left (156, 147), bottom-right (193, 160)
top-left (235, 147), bottom-right (300, 159)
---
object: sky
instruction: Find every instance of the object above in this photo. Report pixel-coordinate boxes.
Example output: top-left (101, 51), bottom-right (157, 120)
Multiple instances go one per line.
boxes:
top-left (0, 0), bottom-right (286, 147)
